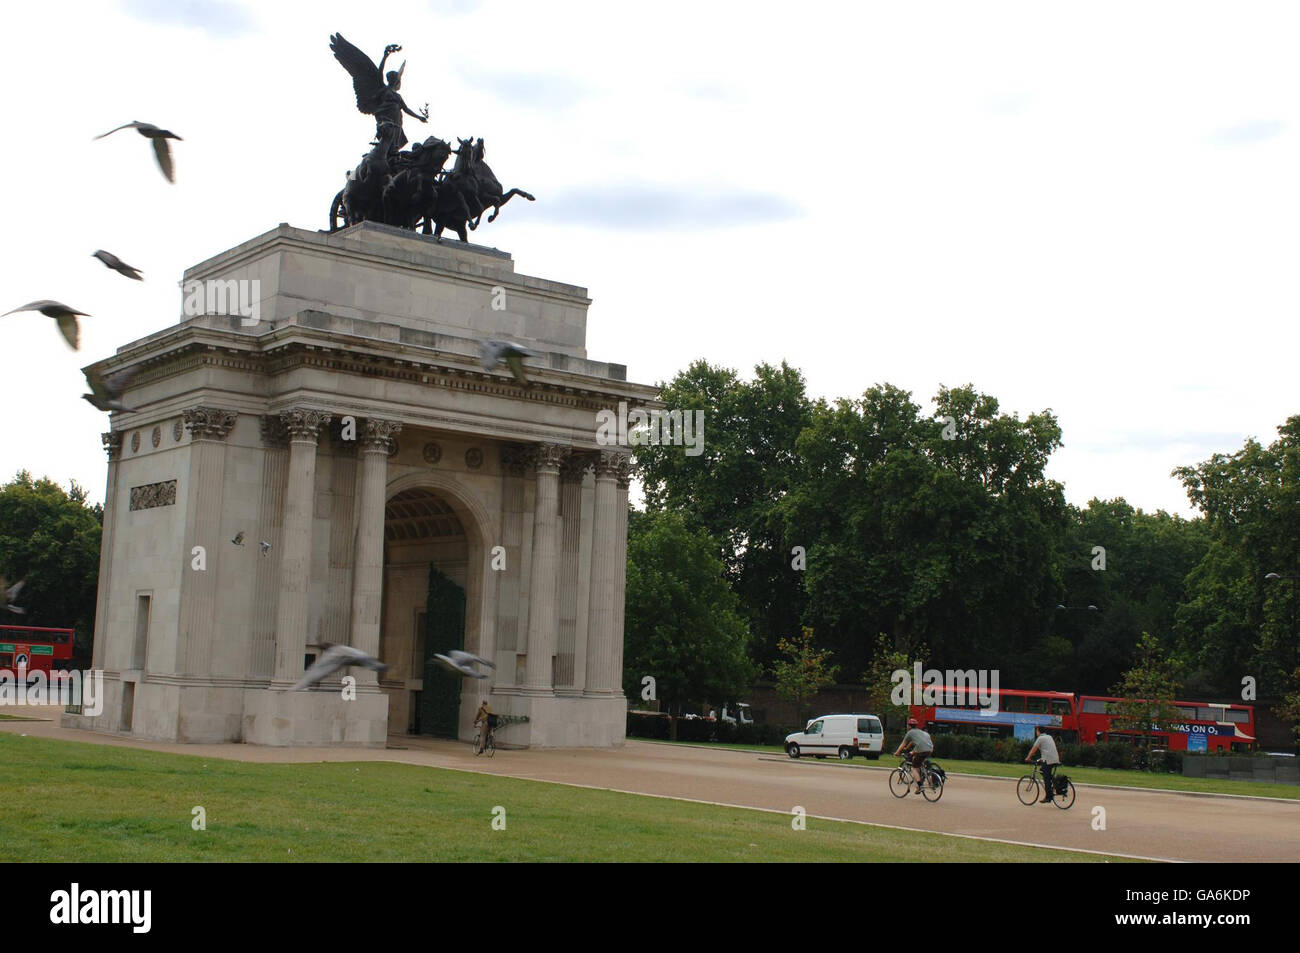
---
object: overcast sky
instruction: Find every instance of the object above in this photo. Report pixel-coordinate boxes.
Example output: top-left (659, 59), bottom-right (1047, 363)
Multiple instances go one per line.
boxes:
top-left (1, 0), bottom-right (1296, 516)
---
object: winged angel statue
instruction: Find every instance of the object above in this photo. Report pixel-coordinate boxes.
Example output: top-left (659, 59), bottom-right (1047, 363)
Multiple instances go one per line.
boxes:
top-left (329, 33), bottom-right (429, 151)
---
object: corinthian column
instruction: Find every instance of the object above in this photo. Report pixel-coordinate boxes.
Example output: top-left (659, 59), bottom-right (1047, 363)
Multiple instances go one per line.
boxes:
top-left (349, 417), bottom-right (402, 684)
top-left (92, 432), bottom-right (123, 670)
top-left (179, 406), bottom-right (238, 675)
top-left (523, 443), bottom-right (565, 693)
top-left (584, 451), bottom-right (629, 696)
top-left (273, 408), bottom-right (331, 683)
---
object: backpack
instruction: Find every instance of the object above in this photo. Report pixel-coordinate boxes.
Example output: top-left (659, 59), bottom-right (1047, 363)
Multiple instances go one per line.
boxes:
top-left (1054, 773), bottom-right (1069, 795)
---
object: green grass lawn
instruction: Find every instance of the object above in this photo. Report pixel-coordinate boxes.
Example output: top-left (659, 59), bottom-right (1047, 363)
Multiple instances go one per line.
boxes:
top-left (0, 733), bottom-right (1133, 863)
top-left (636, 738), bottom-right (1300, 800)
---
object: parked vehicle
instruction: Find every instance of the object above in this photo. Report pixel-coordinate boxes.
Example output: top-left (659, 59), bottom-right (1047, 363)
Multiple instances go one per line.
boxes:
top-left (719, 703), bottom-right (754, 726)
top-left (785, 713), bottom-right (885, 760)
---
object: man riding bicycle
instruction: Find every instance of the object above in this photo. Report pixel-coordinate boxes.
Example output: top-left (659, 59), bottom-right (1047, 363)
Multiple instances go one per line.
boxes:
top-left (474, 698), bottom-right (497, 751)
top-left (894, 717), bottom-right (935, 795)
top-left (1025, 724), bottom-right (1060, 803)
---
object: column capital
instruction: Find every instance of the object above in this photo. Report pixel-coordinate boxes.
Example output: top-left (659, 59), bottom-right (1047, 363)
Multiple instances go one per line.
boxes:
top-left (183, 406), bottom-right (238, 441)
top-left (594, 450), bottom-right (632, 485)
top-left (533, 443), bottom-right (566, 475)
top-left (560, 452), bottom-right (593, 484)
top-left (500, 443), bottom-right (532, 477)
top-left (102, 431), bottom-right (123, 460)
top-left (279, 408), bottom-right (332, 443)
top-left (359, 418), bottom-right (403, 454)
top-left (260, 415), bottom-right (288, 447)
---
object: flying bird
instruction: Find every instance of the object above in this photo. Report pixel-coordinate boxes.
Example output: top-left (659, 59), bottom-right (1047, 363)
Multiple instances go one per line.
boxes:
top-left (82, 366), bottom-right (138, 413)
top-left (94, 121), bottom-right (182, 183)
top-left (259, 540), bottom-right (272, 555)
top-left (481, 339), bottom-right (535, 385)
top-left (232, 531), bottom-right (245, 546)
top-left (433, 649), bottom-right (495, 679)
top-left (3, 300), bottom-right (87, 350)
top-left (92, 250), bottom-right (144, 281)
top-left (0, 578), bottom-right (25, 615)
top-left (288, 644), bottom-right (388, 691)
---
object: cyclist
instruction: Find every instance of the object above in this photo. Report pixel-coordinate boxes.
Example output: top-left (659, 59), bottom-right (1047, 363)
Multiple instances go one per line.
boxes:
top-left (894, 717), bottom-right (934, 795)
top-left (474, 698), bottom-right (494, 751)
top-left (1025, 725), bottom-right (1060, 803)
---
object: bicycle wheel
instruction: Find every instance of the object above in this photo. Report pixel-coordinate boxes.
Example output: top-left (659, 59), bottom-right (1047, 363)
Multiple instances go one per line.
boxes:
top-left (922, 773), bottom-right (944, 802)
top-left (473, 730), bottom-right (484, 756)
top-left (486, 734), bottom-right (496, 758)
top-left (1053, 780), bottom-right (1075, 810)
top-left (1016, 775), bottom-right (1039, 805)
top-left (888, 768), bottom-right (911, 798)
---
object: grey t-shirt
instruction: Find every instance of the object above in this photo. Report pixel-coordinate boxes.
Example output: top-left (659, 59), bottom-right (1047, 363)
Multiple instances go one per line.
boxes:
top-left (902, 728), bottom-right (933, 753)
top-left (1031, 733), bottom-right (1060, 765)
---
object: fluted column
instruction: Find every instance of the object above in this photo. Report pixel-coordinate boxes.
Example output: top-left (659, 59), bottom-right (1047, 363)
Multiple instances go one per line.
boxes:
top-left (179, 407), bottom-right (238, 675)
top-left (523, 443), bottom-right (565, 693)
top-left (273, 408), bottom-right (331, 683)
top-left (556, 453), bottom-right (590, 689)
top-left (608, 456), bottom-right (634, 697)
top-left (584, 451), bottom-right (628, 696)
top-left (92, 432), bottom-right (123, 670)
top-left (349, 417), bottom-right (402, 684)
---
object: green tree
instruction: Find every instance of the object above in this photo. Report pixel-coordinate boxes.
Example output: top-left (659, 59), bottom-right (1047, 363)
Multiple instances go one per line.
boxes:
top-left (772, 626), bottom-right (839, 726)
top-left (636, 360), bottom-right (812, 668)
top-left (623, 509), bottom-right (755, 737)
top-left (1108, 631), bottom-right (1185, 766)
top-left (0, 471), bottom-right (102, 659)
top-left (1173, 416), bottom-right (1300, 697)
top-left (861, 632), bottom-right (928, 732)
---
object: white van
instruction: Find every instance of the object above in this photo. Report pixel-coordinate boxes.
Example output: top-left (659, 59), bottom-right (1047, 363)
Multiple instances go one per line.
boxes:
top-left (785, 714), bottom-right (885, 760)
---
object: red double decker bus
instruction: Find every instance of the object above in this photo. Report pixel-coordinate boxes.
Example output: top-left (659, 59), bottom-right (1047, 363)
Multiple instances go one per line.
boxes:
top-left (0, 625), bottom-right (76, 677)
top-left (911, 687), bottom-right (1081, 742)
top-left (1077, 695), bottom-right (1255, 752)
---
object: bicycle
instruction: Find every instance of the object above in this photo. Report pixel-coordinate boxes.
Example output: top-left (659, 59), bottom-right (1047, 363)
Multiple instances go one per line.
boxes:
top-left (473, 723), bottom-right (496, 758)
top-left (888, 754), bottom-right (944, 802)
top-left (1016, 760), bottom-right (1075, 809)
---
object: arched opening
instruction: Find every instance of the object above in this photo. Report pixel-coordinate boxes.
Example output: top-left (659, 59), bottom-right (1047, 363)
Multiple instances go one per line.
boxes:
top-left (380, 486), bottom-right (472, 736)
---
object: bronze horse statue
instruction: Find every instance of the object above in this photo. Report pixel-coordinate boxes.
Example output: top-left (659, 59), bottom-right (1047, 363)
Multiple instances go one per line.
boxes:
top-left (421, 137), bottom-right (534, 242)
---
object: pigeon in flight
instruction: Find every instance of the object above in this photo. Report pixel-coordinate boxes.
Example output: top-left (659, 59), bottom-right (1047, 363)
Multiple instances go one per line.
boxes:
top-left (4, 300), bottom-right (87, 350)
top-left (433, 649), bottom-right (495, 679)
top-left (232, 531), bottom-right (245, 546)
top-left (288, 644), bottom-right (388, 691)
top-left (94, 121), bottom-right (182, 183)
top-left (259, 540), bottom-right (272, 556)
top-left (0, 578), bottom-right (25, 615)
top-left (92, 250), bottom-right (144, 281)
top-left (481, 339), bottom-right (535, 385)
top-left (82, 366), bottom-right (138, 413)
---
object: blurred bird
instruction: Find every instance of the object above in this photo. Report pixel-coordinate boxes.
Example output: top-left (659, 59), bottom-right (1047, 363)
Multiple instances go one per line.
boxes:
top-left (480, 339), bottom-right (535, 385)
top-left (82, 366), bottom-right (138, 413)
top-left (0, 578), bottom-right (25, 615)
top-left (232, 531), bottom-right (245, 546)
top-left (259, 540), bottom-right (272, 555)
top-left (4, 300), bottom-right (87, 350)
top-left (433, 649), bottom-right (495, 679)
top-left (288, 644), bottom-right (388, 691)
top-left (93, 121), bottom-right (182, 183)
top-left (92, 250), bottom-right (144, 281)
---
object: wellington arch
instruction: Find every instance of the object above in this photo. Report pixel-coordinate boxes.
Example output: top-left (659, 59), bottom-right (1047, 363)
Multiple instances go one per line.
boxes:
top-left (64, 221), bottom-right (656, 747)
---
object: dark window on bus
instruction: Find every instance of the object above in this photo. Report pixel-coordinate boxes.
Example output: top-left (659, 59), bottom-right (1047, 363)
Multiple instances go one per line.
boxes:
top-left (1082, 699), bottom-right (1109, 714)
top-left (1177, 706), bottom-right (1198, 720)
top-left (1197, 707), bottom-right (1219, 721)
top-left (1001, 695), bottom-right (1026, 712)
top-left (1051, 699), bottom-right (1072, 716)
top-left (1219, 709), bottom-right (1250, 724)
top-left (1026, 697), bottom-right (1049, 714)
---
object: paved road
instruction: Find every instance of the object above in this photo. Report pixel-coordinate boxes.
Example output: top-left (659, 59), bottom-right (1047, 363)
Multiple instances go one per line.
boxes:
top-left (4, 710), bottom-right (1297, 861)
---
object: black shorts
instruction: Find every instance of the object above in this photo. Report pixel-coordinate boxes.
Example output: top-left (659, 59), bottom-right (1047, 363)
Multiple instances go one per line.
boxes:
top-left (911, 751), bottom-right (930, 769)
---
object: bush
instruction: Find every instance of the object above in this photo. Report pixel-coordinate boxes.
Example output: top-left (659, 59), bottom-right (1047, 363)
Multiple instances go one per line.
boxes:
top-left (626, 711), bottom-right (670, 740)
